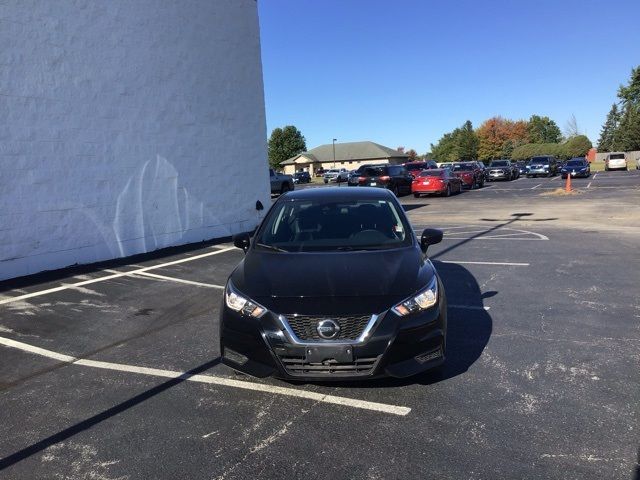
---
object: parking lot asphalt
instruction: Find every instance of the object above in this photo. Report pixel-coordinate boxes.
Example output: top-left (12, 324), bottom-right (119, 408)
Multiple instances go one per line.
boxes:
top-left (1, 172), bottom-right (639, 479)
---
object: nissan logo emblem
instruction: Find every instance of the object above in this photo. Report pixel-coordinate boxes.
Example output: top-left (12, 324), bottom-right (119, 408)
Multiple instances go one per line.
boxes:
top-left (316, 319), bottom-right (340, 339)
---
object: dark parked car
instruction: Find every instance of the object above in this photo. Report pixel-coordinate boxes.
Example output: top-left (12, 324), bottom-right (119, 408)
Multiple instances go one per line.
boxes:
top-left (451, 162), bottom-right (485, 189)
top-left (527, 156), bottom-right (558, 177)
top-left (357, 165), bottom-right (413, 196)
top-left (221, 187), bottom-right (447, 381)
top-left (487, 160), bottom-right (514, 181)
top-left (561, 158), bottom-right (590, 178)
top-left (412, 169), bottom-right (463, 197)
top-left (348, 164), bottom-right (376, 186)
top-left (404, 160), bottom-right (438, 179)
top-left (516, 161), bottom-right (528, 176)
top-left (293, 171), bottom-right (311, 184)
top-left (269, 169), bottom-right (295, 195)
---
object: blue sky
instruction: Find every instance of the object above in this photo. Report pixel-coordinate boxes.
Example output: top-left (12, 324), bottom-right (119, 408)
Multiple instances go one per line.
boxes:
top-left (258, 0), bottom-right (639, 153)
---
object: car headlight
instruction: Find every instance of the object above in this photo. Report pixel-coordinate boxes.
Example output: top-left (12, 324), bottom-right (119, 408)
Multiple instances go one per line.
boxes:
top-left (392, 277), bottom-right (438, 316)
top-left (225, 283), bottom-right (266, 318)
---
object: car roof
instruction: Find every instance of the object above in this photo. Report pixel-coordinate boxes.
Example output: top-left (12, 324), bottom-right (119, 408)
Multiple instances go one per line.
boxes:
top-left (282, 186), bottom-right (394, 201)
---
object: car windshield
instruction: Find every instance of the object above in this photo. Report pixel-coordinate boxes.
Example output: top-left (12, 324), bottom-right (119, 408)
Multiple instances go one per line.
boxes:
top-left (419, 170), bottom-right (443, 177)
top-left (531, 157), bottom-right (550, 164)
top-left (255, 198), bottom-right (412, 252)
top-left (453, 164), bottom-right (474, 171)
top-left (566, 160), bottom-right (584, 166)
top-left (490, 161), bottom-right (509, 167)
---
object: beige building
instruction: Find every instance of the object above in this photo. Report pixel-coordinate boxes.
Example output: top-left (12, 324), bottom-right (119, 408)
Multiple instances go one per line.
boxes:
top-left (281, 141), bottom-right (409, 175)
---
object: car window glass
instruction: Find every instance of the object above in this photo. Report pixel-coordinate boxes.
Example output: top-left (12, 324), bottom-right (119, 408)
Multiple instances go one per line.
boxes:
top-left (257, 199), bottom-right (412, 252)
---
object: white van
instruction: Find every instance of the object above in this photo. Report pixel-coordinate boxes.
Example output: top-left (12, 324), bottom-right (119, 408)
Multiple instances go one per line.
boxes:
top-left (605, 152), bottom-right (627, 171)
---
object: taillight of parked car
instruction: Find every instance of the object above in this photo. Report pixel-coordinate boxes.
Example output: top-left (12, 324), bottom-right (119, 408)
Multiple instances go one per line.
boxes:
top-left (379, 175), bottom-right (391, 183)
top-left (358, 176), bottom-right (366, 183)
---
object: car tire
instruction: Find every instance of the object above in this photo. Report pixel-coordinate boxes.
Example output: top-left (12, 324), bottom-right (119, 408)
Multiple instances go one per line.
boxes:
top-left (280, 183), bottom-right (290, 194)
top-left (413, 193), bottom-right (420, 198)
top-left (444, 184), bottom-right (451, 197)
top-left (391, 185), bottom-right (399, 196)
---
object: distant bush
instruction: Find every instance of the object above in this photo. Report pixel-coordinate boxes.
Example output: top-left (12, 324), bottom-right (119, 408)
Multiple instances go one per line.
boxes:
top-left (510, 136), bottom-right (592, 160)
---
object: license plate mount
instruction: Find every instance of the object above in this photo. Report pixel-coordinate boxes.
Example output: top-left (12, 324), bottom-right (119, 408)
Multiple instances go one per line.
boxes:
top-left (305, 345), bottom-right (353, 363)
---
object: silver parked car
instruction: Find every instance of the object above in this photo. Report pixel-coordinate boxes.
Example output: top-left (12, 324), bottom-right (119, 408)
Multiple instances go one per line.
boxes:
top-left (323, 168), bottom-right (349, 184)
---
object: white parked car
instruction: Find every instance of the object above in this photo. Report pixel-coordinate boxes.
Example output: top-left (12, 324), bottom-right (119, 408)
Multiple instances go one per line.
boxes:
top-left (604, 152), bottom-right (627, 171)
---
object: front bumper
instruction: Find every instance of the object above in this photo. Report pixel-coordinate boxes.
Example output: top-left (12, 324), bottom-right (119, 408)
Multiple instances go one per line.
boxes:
top-left (219, 293), bottom-right (447, 381)
top-left (561, 170), bottom-right (589, 178)
top-left (488, 170), bottom-right (509, 179)
top-left (527, 168), bottom-right (550, 176)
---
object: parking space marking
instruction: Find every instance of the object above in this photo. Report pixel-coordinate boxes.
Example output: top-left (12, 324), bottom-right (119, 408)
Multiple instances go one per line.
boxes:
top-left (441, 260), bottom-right (529, 266)
top-left (449, 305), bottom-right (491, 311)
top-left (531, 184), bottom-right (542, 189)
top-left (0, 336), bottom-right (411, 416)
top-left (0, 247), bottom-right (235, 306)
top-left (587, 182), bottom-right (592, 189)
top-left (104, 270), bottom-right (225, 289)
top-left (593, 173), bottom-right (598, 179)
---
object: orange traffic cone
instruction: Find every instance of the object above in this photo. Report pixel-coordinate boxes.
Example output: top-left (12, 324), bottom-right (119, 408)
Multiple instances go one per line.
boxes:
top-left (565, 173), bottom-right (571, 192)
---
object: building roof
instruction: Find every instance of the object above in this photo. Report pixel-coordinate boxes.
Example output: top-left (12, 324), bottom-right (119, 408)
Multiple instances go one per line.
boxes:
top-left (281, 141), bottom-right (408, 165)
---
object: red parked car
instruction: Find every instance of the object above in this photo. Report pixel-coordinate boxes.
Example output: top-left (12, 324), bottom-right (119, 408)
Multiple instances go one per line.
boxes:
top-left (451, 162), bottom-right (485, 189)
top-left (403, 160), bottom-right (438, 179)
top-left (412, 169), bottom-right (463, 197)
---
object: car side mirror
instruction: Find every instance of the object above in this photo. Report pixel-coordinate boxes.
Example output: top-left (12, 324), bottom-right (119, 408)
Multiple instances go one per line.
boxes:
top-left (233, 232), bottom-right (251, 253)
top-left (420, 228), bottom-right (443, 253)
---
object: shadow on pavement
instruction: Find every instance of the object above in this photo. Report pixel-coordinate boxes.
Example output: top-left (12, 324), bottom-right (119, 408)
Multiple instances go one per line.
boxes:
top-left (0, 358), bottom-right (220, 471)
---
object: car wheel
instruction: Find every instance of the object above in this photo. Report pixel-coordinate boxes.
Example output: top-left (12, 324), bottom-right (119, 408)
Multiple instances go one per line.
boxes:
top-left (413, 193), bottom-right (420, 198)
top-left (280, 183), bottom-right (290, 194)
top-left (444, 184), bottom-right (451, 197)
top-left (391, 185), bottom-right (399, 196)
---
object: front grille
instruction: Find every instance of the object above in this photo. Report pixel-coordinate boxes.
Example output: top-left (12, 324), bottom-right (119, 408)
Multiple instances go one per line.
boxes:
top-left (279, 355), bottom-right (379, 376)
top-left (284, 314), bottom-right (371, 341)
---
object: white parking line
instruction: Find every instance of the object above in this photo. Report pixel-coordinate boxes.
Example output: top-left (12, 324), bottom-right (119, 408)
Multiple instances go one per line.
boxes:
top-left (551, 175), bottom-right (560, 181)
top-left (441, 260), bottom-right (529, 266)
top-left (0, 247), bottom-right (235, 306)
top-left (0, 336), bottom-right (411, 416)
top-left (104, 270), bottom-right (225, 289)
top-left (593, 173), bottom-right (598, 179)
top-left (587, 182), bottom-right (592, 189)
top-left (531, 184), bottom-right (542, 190)
top-left (449, 305), bottom-right (491, 311)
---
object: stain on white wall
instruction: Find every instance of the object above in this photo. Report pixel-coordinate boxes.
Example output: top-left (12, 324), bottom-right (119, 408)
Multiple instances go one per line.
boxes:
top-left (0, 0), bottom-right (270, 280)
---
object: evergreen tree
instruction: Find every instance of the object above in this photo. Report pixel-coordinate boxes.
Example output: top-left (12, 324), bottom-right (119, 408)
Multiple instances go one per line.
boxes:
top-left (617, 105), bottom-right (640, 151)
top-left (597, 103), bottom-right (621, 152)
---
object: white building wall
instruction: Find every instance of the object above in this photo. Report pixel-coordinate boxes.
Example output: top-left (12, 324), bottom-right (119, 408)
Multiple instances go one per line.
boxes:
top-left (0, 0), bottom-right (270, 280)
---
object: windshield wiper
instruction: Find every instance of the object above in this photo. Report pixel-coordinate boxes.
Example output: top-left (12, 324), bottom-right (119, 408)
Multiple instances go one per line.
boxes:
top-left (255, 243), bottom-right (288, 252)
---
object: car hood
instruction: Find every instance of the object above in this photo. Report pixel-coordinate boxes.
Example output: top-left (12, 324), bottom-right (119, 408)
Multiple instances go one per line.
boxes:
top-left (229, 247), bottom-right (435, 313)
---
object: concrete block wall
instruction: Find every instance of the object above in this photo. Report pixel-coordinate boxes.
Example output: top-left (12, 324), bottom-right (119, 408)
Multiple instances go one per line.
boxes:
top-left (0, 0), bottom-right (270, 280)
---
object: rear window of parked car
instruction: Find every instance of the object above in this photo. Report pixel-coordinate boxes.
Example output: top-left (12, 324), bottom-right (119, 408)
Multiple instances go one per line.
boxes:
top-left (609, 153), bottom-right (625, 159)
top-left (490, 161), bottom-right (509, 167)
top-left (453, 164), bottom-right (475, 171)
top-left (363, 167), bottom-right (386, 176)
top-left (419, 170), bottom-right (443, 177)
top-left (531, 157), bottom-right (551, 164)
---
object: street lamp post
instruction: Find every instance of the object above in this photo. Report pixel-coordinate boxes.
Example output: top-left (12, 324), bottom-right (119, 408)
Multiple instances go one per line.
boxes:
top-left (332, 138), bottom-right (337, 168)
top-left (332, 138), bottom-right (338, 186)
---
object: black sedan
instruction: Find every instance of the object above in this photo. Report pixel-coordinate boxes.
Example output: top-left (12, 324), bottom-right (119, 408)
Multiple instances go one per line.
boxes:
top-left (560, 158), bottom-right (590, 178)
top-left (220, 187), bottom-right (447, 381)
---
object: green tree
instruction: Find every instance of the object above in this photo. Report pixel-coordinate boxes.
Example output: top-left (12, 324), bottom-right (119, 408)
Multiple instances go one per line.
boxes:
top-left (430, 120), bottom-right (478, 162)
top-left (406, 149), bottom-right (418, 161)
top-left (268, 125), bottom-right (306, 167)
top-left (560, 135), bottom-right (592, 159)
top-left (457, 120), bottom-right (479, 160)
top-left (527, 115), bottom-right (562, 143)
top-left (617, 105), bottom-right (640, 151)
top-left (617, 66), bottom-right (640, 107)
top-left (597, 103), bottom-right (621, 152)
